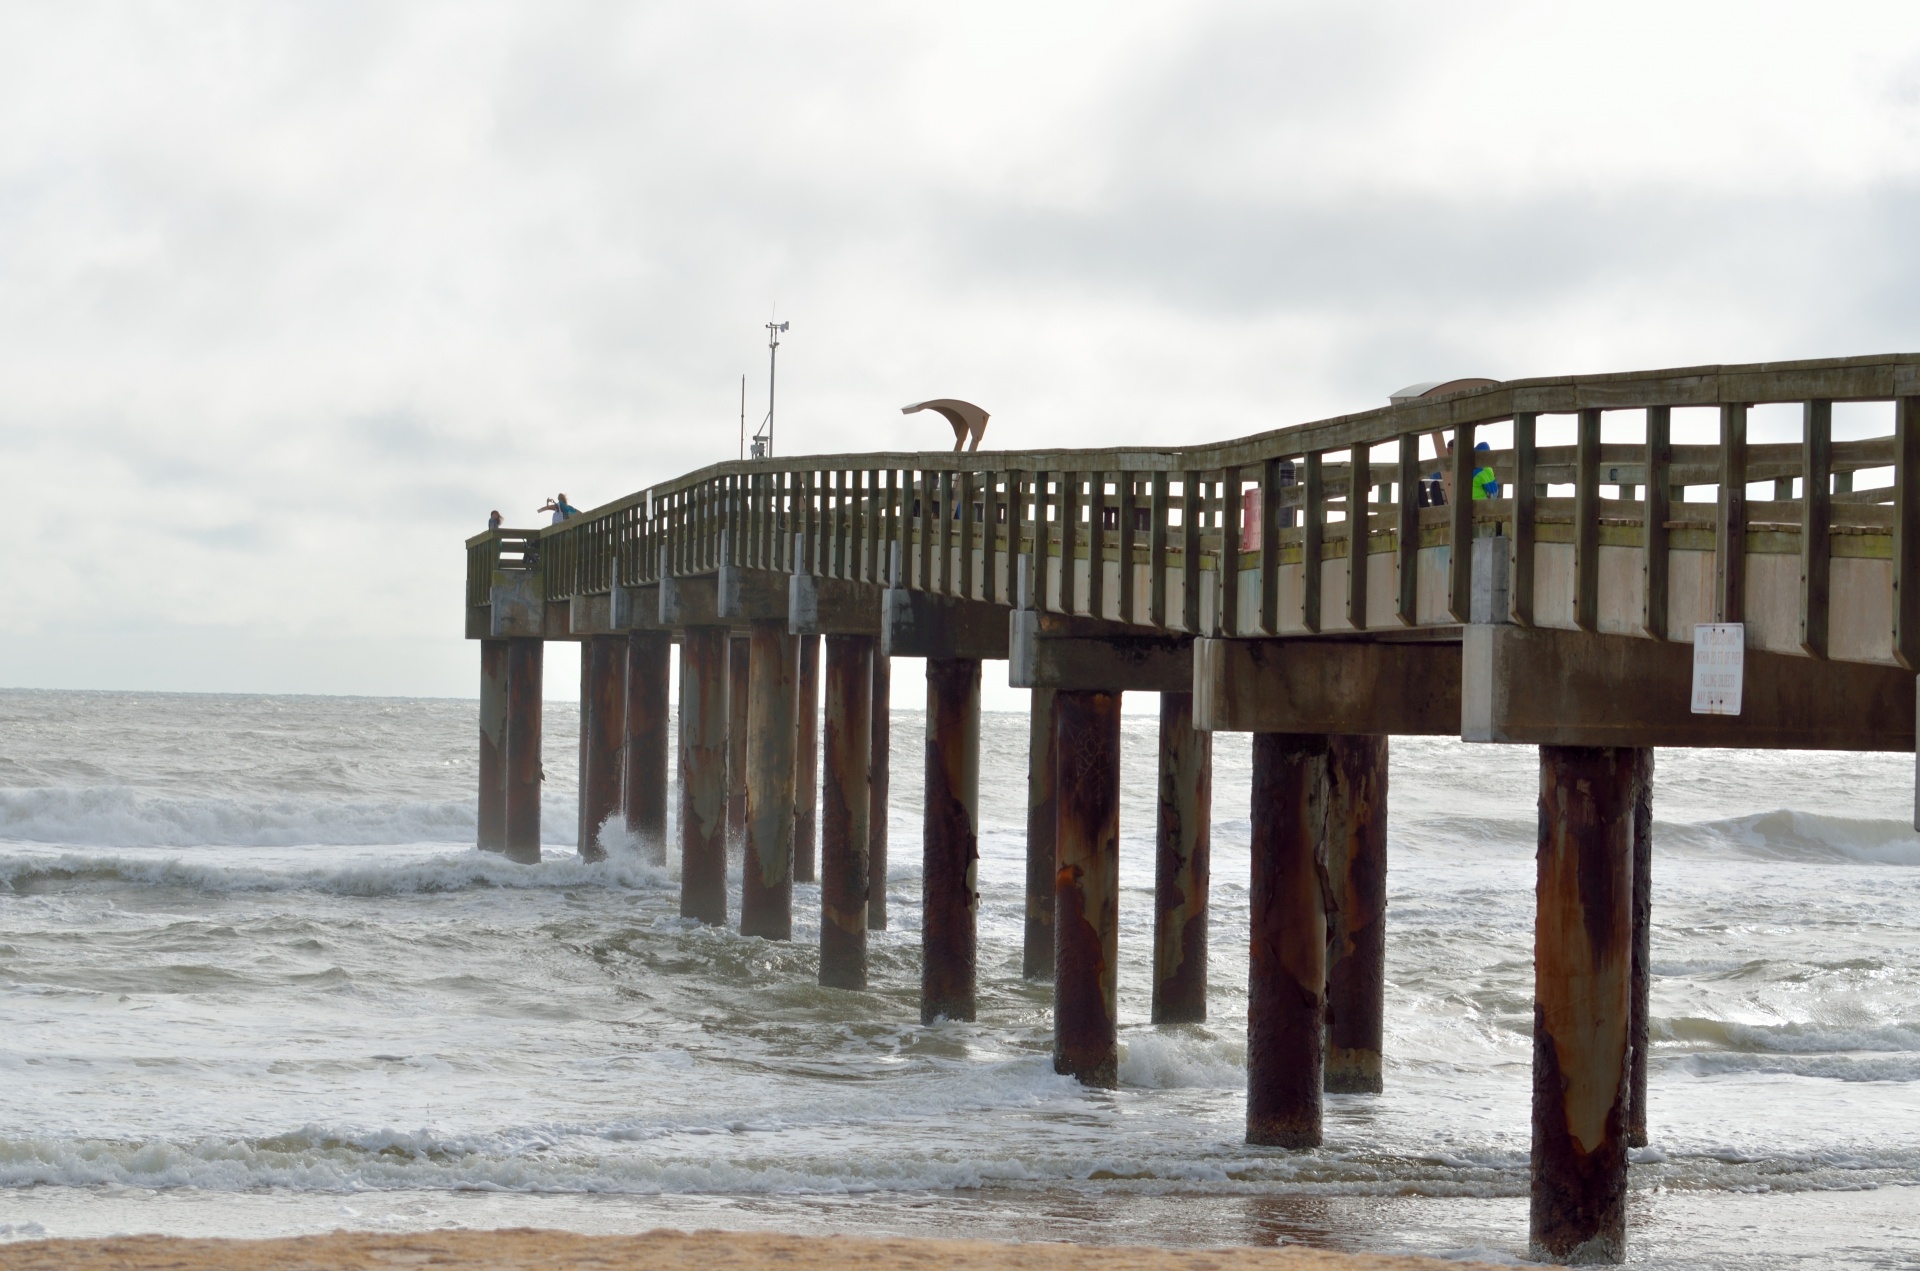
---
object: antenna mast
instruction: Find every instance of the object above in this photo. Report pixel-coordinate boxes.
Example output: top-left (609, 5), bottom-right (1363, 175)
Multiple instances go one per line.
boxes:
top-left (739, 374), bottom-right (746, 461)
top-left (751, 317), bottom-right (788, 459)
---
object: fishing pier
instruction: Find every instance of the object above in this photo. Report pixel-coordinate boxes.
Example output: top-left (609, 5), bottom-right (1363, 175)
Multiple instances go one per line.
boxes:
top-left (462, 353), bottom-right (1920, 1264)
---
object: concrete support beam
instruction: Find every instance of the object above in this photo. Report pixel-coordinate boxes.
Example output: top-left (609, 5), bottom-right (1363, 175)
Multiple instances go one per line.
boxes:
top-left (1054, 689), bottom-right (1123, 1085)
top-left (490, 571), bottom-right (543, 638)
top-left (1023, 687), bottom-right (1059, 981)
top-left (623, 631), bottom-right (671, 864)
top-left (678, 627), bottom-right (730, 925)
top-left (578, 634), bottom-right (625, 861)
top-left (728, 635), bottom-right (749, 848)
top-left (741, 621), bottom-right (798, 940)
top-left (1465, 625), bottom-right (1917, 750)
top-left (1152, 691), bottom-right (1211, 1025)
top-left (1531, 744), bottom-right (1636, 1265)
top-left (1247, 732), bottom-right (1328, 1148)
top-left (794, 635), bottom-right (820, 883)
top-left (477, 639), bottom-right (508, 853)
top-left (1628, 748), bottom-right (1655, 1150)
top-left (1194, 637), bottom-right (1461, 735)
top-left (869, 652), bottom-right (892, 931)
top-left (820, 634), bottom-right (874, 989)
top-left (790, 573), bottom-right (883, 636)
top-left (503, 637), bottom-right (544, 865)
top-left (1010, 610), bottom-right (1193, 692)
top-left (1324, 734), bottom-right (1388, 1093)
top-left (720, 564), bottom-right (791, 622)
top-left (661, 574), bottom-right (723, 628)
top-left (922, 657), bottom-right (981, 1023)
top-left (883, 589), bottom-right (1010, 660)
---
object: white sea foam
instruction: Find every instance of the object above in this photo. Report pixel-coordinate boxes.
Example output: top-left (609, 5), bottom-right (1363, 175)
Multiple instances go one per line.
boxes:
top-left (0, 848), bottom-right (672, 896)
top-left (1663, 809), bottom-right (1920, 866)
top-left (0, 785), bottom-right (474, 849)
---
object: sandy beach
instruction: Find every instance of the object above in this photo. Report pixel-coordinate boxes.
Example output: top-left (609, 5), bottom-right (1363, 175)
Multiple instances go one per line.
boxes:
top-left (0, 1228), bottom-right (1502, 1271)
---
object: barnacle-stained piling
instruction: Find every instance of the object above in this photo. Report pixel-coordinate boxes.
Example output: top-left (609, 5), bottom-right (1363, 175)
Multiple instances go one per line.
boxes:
top-left (921, 657), bottom-right (981, 1023)
top-left (678, 626), bottom-right (731, 924)
top-left (1152, 691), bottom-right (1210, 1025)
top-left (795, 634), bottom-right (821, 884)
top-left (477, 639), bottom-right (508, 853)
top-left (1024, 687), bottom-right (1059, 981)
top-left (503, 637), bottom-right (544, 865)
top-left (1053, 688), bottom-right (1122, 1086)
top-left (742, 621), bottom-right (799, 940)
top-left (868, 652), bottom-right (892, 930)
top-left (623, 631), bottom-right (671, 865)
top-left (578, 634), bottom-right (625, 862)
top-left (1628, 747), bottom-right (1655, 1149)
top-left (1324, 734), bottom-right (1388, 1093)
top-left (1247, 732), bottom-right (1328, 1148)
top-left (820, 634), bottom-right (874, 988)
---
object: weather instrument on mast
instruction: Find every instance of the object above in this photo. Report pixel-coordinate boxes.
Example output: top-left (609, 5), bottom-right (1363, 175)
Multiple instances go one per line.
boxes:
top-left (749, 319), bottom-right (788, 459)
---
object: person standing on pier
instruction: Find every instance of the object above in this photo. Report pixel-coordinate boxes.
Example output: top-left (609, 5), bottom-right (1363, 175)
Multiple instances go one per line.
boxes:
top-left (538, 494), bottom-right (580, 524)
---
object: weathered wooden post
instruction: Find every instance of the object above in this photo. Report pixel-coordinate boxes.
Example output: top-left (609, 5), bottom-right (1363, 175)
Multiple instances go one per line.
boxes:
top-left (820, 634), bottom-right (873, 988)
top-left (741, 621), bottom-right (798, 939)
top-left (503, 637), bottom-right (544, 865)
top-left (1152, 691), bottom-right (1210, 1023)
top-left (868, 652), bottom-right (891, 930)
top-left (1325, 733), bottom-right (1388, 1092)
top-left (1247, 732), bottom-right (1328, 1147)
top-left (794, 634), bottom-right (821, 883)
top-left (623, 631), bottom-right (671, 864)
top-left (728, 633), bottom-right (750, 848)
top-left (1629, 747), bottom-right (1655, 1148)
top-left (1054, 689), bottom-right (1123, 1084)
top-left (678, 627), bottom-right (730, 924)
top-left (1024, 686), bottom-right (1059, 981)
top-left (478, 639), bottom-right (508, 853)
top-left (1532, 744), bottom-right (1636, 1264)
top-left (578, 634), bottom-right (625, 861)
top-left (922, 656), bottom-right (981, 1023)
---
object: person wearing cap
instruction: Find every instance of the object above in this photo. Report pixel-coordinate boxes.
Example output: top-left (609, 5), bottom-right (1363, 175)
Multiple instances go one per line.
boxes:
top-left (1426, 432), bottom-right (1502, 503)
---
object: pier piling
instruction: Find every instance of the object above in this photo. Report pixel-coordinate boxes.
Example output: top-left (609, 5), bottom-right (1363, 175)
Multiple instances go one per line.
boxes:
top-left (1024, 687), bottom-right (1059, 981)
top-left (921, 657), bottom-right (981, 1023)
top-left (868, 652), bottom-right (891, 930)
top-left (503, 637), bottom-right (544, 865)
top-left (1053, 688), bottom-right (1122, 1085)
top-left (623, 631), bottom-right (671, 865)
top-left (1629, 747), bottom-right (1655, 1149)
top-left (478, 639), bottom-right (508, 853)
top-left (1325, 734), bottom-right (1388, 1093)
top-left (728, 634), bottom-right (749, 849)
top-left (820, 634), bottom-right (873, 988)
top-left (1247, 732), bottom-right (1329, 1147)
top-left (578, 634), bottom-right (624, 861)
top-left (742, 620), bottom-right (799, 940)
top-left (1152, 691), bottom-right (1211, 1024)
top-left (678, 626), bottom-right (730, 925)
top-left (795, 634), bottom-right (820, 883)
top-left (1531, 744), bottom-right (1636, 1264)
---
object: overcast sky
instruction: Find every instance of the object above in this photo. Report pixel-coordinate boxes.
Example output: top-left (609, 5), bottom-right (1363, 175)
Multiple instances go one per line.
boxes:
top-left (5, 1), bottom-right (1920, 701)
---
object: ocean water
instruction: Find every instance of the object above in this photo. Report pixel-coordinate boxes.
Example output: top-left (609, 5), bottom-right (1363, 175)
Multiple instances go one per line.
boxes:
top-left (1, 686), bottom-right (1918, 1266)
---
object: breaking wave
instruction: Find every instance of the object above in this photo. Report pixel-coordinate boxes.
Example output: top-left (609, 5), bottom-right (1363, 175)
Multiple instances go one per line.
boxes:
top-left (0, 849), bottom-right (672, 897)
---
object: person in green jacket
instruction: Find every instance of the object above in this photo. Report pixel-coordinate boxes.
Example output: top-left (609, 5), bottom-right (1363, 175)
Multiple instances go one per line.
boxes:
top-left (1427, 432), bottom-right (1502, 502)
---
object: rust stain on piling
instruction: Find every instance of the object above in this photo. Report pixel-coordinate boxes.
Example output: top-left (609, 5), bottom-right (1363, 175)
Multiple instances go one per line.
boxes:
top-left (623, 631), bottom-right (672, 866)
top-left (1024, 688), bottom-right (1059, 982)
top-left (1152, 691), bottom-right (1211, 1024)
top-left (921, 657), bottom-right (980, 1023)
top-left (1324, 734), bottom-right (1388, 1093)
top-left (1531, 745), bottom-right (1634, 1265)
top-left (868, 653), bottom-right (891, 931)
top-left (727, 634), bottom-right (750, 849)
top-left (1053, 689), bottom-right (1122, 1086)
top-left (579, 634), bottom-right (625, 862)
top-left (503, 637), bottom-right (544, 865)
top-left (820, 635), bottom-right (873, 989)
top-left (794, 634), bottom-right (821, 884)
top-left (741, 621), bottom-right (798, 940)
top-left (1247, 732), bottom-right (1328, 1148)
top-left (1628, 747), bottom-right (1654, 1149)
top-left (678, 626), bottom-right (730, 925)
top-left (477, 639), bottom-right (508, 853)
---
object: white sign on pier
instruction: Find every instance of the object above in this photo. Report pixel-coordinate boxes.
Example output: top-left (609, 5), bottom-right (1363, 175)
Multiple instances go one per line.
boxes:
top-left (1691, 623), bottom-right (1745, 716)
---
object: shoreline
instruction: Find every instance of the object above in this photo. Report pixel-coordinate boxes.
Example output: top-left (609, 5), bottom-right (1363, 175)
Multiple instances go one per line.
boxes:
top-left (0, 1228), bottom-right (1502, 1270)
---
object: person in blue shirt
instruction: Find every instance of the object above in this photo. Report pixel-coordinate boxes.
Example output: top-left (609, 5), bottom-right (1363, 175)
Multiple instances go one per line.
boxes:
top-left (1427, 433), bottom-right (1502, 502)
top-left (537, 494), bottom-right (582, 524)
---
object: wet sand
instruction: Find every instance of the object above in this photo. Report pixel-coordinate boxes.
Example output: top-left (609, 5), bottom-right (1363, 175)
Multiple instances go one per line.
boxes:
top-left (0, 1227), bottom-right (1500, 1270)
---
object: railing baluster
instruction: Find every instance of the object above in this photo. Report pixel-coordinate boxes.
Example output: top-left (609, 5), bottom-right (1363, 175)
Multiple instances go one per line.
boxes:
top-left (1347, 444), bottom-right (1369, 632)
top-left (1514, 414), bottom-right (1538, 626)
top-left (1801, 399), bottom-right (1832, 657)
top-left (1117, 472), bottom-right (1137, 624)
top-left (1897, 396), bottom-right (1920, 670)
top-left (1396, 435), bottom-right (1419, 626)
top-left (1059, 471), bottom-right (1080, 615)
top-left (1087, 473), bottom-right (1107, 620)
top-left (1180, 471), bottom-right (1201, 633)
top-left (1641, 407), bottom-right (1669, 639)
top-left (1449, 421), bottom-right (1477, 624)
top-left (957, 469), bottom-right (975, 600)
top-left (1220, 470), bottom-right (1242, 635)
top-left (1574, 409), bottom-right (1601, 632)
top-left (1716, 404), bottom-right (1748, 623)
top-left (1148, 472), bottom-right (1168, 627)
top-left (1003, 470), bottom-right (1024, 605)
top-left (1258, 459), bottom-right (1281, 634)
top-left (1302, 453), bottom-right (1323, 633)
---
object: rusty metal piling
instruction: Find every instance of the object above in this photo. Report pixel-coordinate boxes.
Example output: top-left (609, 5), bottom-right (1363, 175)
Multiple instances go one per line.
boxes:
top-left (477, 639), bottom-right (508, 853)
top-left (1024, 687), bottom-right (1059, 981)
top-left (820, 634), bottom-right (873, 988)
top-left (868, 652), bottom-right (891, 930)
top-left (678, 626), bottom-right (730, 924)
top-left (1324, 734), bottom-right (1388, 1092)
top-left (503, 637), bottom-right (544, 865)
top-left (741, 620), bottom-right (799, 940)
top-left (1629, 747), bottom-right (1655, 1149)
top-left (1152, 691), bottom-right (1211, 1023)
top-left (1053, 689), bottom-right (1122, 1085)
top-left (794, 634), bottom-right (820, 883)
top-left (1247, 732), bottom-right (1329, 1147)
top-left (727, 633), bottom-right (750, 849)
top-left (578, 634), bottom-right (625, 861)
top-left (1531, 744), bottom-right (1636, 1264)
top-left (921, 657), bottom-right (981, 1023)
top-left (623, 631), bottom-right (671, 864)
